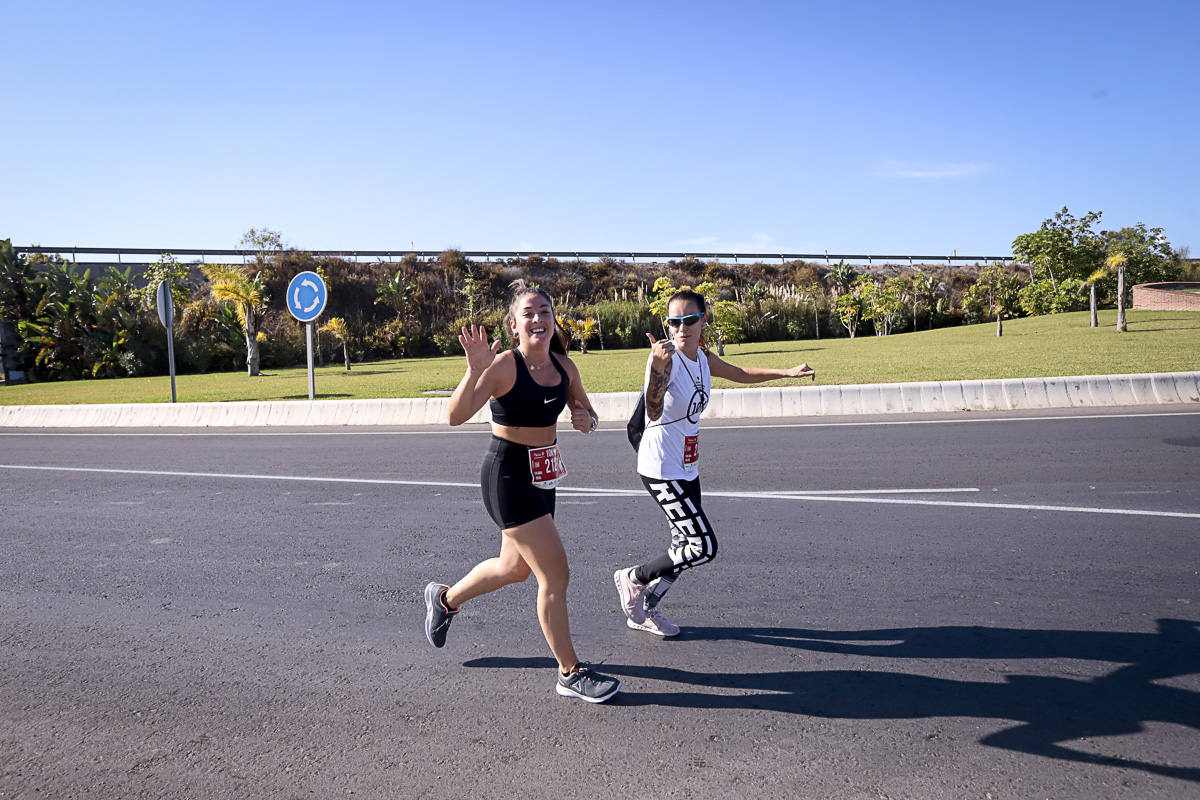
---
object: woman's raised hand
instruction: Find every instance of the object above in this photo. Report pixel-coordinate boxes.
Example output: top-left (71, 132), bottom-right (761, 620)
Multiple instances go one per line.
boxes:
top-left (459, 324), bottom-right (501, 373)
top-left (646, 332), bottom-right (676, 373)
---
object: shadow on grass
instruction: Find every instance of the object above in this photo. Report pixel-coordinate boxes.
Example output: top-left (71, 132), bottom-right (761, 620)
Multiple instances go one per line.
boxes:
top-left (464, 618), bottom-right (1200, 782)
top-left (1125, 326), bottom-right (1200, 333)
top-left (320, 370), bottom-right (394, 376)
top-left (280, 393), bottom-right (354, 400)
top-left (723, 347), bottom-right (826, 357)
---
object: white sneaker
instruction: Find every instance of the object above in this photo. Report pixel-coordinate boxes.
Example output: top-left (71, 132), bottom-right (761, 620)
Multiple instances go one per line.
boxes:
top-left (613, 568), bottom-right (647, 624)
top-left (626, 607), bottom-right (680, 637)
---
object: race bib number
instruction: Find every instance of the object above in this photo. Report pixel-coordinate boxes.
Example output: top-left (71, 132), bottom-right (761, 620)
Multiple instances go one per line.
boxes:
top-left (683, 434), bottom-right (699, 468)
top-left (529, 444), bottom-right (568, 489)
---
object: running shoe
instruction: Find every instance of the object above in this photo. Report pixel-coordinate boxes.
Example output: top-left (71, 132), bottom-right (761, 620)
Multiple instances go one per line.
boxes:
top-left (613, 567), bottom-right (647, 624)
top-left (555, 663), bottom-right (622, 703)
top-left (423, 582), bottom-right (458, 648)
top-left (626, 607), bottom-right (680, 637)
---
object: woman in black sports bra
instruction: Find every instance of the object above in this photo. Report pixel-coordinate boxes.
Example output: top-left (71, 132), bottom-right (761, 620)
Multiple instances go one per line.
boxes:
top-left (421, 283), bottom-right (621, 704)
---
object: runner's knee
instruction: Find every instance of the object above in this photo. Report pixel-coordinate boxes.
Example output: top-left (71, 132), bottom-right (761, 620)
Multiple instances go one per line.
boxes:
top-left (503, 562), bottom-right (532, 584)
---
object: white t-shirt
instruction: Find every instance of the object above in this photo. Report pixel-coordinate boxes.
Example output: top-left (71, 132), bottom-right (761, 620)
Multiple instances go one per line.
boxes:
top-left (636, 348), bottom-right (711, 480)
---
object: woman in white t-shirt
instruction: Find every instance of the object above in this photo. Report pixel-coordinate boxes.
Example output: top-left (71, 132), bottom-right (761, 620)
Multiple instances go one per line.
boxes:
top-left (613, 289), bottom-right (815, 636)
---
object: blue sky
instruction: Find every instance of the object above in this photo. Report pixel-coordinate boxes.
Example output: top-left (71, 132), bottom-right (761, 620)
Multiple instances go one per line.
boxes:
top-left (4, 0), bottom-right (1198, 257)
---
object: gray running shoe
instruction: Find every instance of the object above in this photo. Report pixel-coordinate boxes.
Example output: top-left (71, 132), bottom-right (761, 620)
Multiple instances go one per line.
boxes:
top-left (626, 607), bottom-right (680, 637)
top-left (555, 663), bottom-right (621, 703)
top-left (424, 582), bottom-right (458, 648)
top-left (613, 568), bottom-right (648, 624)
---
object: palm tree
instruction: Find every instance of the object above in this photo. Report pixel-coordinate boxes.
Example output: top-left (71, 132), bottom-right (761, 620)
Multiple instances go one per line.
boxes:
top-left (202, 264), bottom-right (269, 375)
top-left (911, 270), bottom-right (939, 330)
top-left (828, 260), bottom-right (857, 296)
top-left (320, 317), bottom-right (353, 370)
top-left (796, 283), bottom-right (821, 339)
top-left (1084, 266), bottom-right (1108, 328)
top-left (575, 318), bottom-right (600, 354)
top-left (1107, 253), bottom-right (1128, 332)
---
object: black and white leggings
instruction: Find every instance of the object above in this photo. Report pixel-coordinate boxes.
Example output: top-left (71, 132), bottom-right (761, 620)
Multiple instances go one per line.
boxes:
top-left (633, 475), bottom-right (717, 608)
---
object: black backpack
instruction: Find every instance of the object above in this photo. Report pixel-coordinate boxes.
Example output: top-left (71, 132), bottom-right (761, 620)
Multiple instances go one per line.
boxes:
top-left (626, 393), bottom-right (646, 451)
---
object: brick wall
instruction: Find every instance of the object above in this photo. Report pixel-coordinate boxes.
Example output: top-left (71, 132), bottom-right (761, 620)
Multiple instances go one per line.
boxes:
top-left (1131, 282), bottom-right (1200, 311)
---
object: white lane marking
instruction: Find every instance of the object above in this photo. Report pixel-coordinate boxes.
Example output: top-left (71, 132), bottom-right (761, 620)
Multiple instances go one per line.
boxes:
top-left (1, 410), bottom-right (1197, 436)
top-left (2, 464), bottom-right (1196, 520)
top-left (0, 463), bottom-right (477, 488)
top-left (713, 491), bottom-right (1200, 520)
top-left (750, 487), bottom-right (979, 495)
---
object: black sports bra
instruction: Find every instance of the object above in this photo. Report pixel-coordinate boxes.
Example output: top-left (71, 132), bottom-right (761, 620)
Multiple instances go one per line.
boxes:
top-left (490, 350), bottom-right (570, 427)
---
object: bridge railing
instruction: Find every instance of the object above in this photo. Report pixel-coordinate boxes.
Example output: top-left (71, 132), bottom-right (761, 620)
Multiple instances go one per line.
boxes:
top-left (14, 245), bottom-right (1014, 268)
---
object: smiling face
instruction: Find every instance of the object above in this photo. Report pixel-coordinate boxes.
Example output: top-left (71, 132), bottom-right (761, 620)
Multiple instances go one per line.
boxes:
top-left (510, 290), bottom-right (556, 350)
top-left (666, 296), bottom-right (705, 352)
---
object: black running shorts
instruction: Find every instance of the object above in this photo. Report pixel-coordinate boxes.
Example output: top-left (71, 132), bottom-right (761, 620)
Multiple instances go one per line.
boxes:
top-left (480, 435), bottom-right (557, 529)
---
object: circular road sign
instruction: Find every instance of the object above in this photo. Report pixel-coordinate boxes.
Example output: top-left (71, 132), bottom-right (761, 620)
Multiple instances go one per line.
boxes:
top-left (287, 271), bottom-right (328, 322)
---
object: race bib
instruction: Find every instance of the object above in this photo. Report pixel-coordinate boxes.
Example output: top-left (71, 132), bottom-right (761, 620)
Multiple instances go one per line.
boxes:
top-left (529, 444), bottom-right (568, 489)
top-left (683, 434), bottom-right (699, 468)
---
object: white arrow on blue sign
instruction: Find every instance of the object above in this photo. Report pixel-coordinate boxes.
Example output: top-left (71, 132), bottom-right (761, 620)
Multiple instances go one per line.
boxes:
top-left (287, 271), bottom-right (328, 322)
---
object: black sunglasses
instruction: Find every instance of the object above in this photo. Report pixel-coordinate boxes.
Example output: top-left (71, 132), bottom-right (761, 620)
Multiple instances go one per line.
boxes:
top-left (665, 312), bottom-right (705, 328)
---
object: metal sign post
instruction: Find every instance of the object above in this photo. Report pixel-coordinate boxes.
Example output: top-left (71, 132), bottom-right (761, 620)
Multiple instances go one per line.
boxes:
top-left (156, 280), bottom-right (177, 403)
top-left (286, 271), bottom-right (328, 400)
top-left (306, 321), bottom-right (315, 399)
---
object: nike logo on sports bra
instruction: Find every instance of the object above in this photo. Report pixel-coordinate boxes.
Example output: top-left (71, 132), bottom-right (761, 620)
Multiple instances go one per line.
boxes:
top-left (543, 397), bottom-right (556, 404)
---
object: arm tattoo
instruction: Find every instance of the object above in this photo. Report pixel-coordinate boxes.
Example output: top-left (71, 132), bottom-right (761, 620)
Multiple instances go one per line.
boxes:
top-left (646, 361), bottom-right (671, 420)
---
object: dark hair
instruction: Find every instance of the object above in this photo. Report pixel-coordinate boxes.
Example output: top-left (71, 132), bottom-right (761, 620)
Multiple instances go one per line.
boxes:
top-left (667, 289), bottom-right (706, 314)
top-left (506, 280), bottom-right (566, 355)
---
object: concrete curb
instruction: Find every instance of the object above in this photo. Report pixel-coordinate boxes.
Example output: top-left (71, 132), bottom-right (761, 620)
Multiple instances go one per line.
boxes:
top-left (2, 371), bottom-right (1198, 428)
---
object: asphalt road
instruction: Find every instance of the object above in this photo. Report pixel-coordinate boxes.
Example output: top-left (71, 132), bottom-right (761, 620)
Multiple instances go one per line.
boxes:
top-left (1, 406), bottom-right (1198, 799)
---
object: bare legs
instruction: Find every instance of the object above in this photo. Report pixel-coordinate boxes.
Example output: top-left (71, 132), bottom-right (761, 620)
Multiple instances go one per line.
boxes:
top-left (445, 531), bottom-right (530, 606)
top-left (443, 514), bottom-right (579, 672)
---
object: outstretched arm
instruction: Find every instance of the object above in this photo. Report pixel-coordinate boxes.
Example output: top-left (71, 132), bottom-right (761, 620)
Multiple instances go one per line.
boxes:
top-left (705, 350), bottom-right (815, 384)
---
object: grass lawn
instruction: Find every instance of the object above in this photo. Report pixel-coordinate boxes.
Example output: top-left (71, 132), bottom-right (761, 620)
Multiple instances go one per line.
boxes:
top-left (2, 310), bottom-right (1197, 406)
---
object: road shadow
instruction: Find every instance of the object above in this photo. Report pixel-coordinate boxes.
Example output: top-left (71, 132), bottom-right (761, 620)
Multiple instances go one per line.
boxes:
top-left (464, 618), bottom-right (1199, 782)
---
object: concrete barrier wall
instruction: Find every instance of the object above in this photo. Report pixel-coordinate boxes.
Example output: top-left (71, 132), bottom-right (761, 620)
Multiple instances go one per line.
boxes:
top-left (2, 371), bottom-right (1198, 428)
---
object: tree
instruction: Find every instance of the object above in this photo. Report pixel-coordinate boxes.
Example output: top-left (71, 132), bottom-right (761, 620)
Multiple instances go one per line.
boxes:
top-left (458, 262), bottom-right (487, 319)
top-left (1108, 253), bottom-right (1128, 333)
top-left (17, 260), bottom-right (101, 380)
top-left (140, 252), bottom-right (191, 312)
top-left (1012, 207), bottom-right (1105, 290)
top-left (375, 270), bottom-right (417, 327)
top-left (963, 263), bottom-right (1022, 336)
top-left (834, 290), bottom-right (862, 339)
top-left (828, 260), bottom-right (857, 296)
top-left (860, 276), bottom-right (906, 336)
top-left (240, 228), bottom-right (284, 263)
top-left (796, 283), bottom-right (821, 339)
top-left (320, 317), bottom-right (353, 369)
top-left (575, 318), bottom-right (600, 354)
top-left (1084, 267), bottom-right (1108, 328)
top-left (202, 264), bottom-right (269, 375)
top-left (1017, 276), bottom-right (1085, 317)
top-left (0, 240), bottom-right (37, 375)
top-left (910, 270), bottom-right (941, 330)
top-left (1100, 224), bottom-right (1180, 288)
